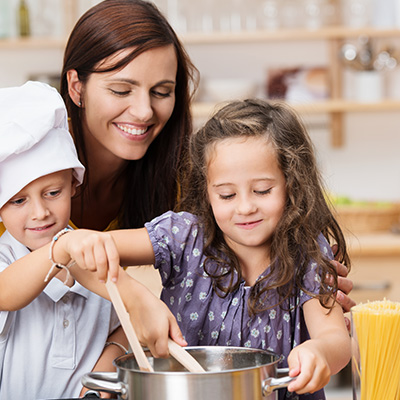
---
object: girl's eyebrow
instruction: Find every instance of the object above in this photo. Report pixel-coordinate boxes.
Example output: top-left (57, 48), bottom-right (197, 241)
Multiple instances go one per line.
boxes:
top-left (212, 178), bottom-right (276, 188)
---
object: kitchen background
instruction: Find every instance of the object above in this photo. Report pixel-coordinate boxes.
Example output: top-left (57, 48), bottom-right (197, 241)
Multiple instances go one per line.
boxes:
top-left (2, 1), bottom-right (400, 398)
top-left (1, 0), bottom-right (400, 204)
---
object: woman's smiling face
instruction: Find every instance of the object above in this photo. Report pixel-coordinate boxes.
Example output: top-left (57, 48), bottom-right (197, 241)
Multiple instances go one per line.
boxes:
top-left (80, 45), bottom-right (177, 163)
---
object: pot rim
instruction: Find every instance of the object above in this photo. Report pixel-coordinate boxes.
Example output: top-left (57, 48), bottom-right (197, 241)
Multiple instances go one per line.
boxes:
top-left (113, 345), bottom-right (284, 375)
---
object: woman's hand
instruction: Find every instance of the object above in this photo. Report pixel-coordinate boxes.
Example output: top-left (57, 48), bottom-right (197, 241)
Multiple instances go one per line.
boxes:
top-left (330, 244), bottom-right (355, 330)
top-left (287, 341), bottom-right (331, 394)
top-left (331, 258), bottom-right (355, 312)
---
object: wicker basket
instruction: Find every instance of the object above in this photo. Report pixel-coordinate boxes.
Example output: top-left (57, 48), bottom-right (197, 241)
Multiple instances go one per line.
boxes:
top-left (334, 203), bottom-right (400, 234)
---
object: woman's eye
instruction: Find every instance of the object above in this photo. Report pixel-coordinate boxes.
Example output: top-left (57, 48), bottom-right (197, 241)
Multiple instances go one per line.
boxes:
top-left (110, 89), bottom-right (131, 96)
top-left (152, 90), bottom-right (172, 98)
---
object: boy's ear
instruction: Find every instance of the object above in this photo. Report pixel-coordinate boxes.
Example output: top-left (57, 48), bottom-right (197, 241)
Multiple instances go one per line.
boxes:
top-left (71, 176), bottom-right (79, 197)
top-left (66, 69), bottom-right (83, 107)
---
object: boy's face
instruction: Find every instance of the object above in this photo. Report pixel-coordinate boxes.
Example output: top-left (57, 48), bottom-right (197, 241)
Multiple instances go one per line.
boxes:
top-left (0, 170), bottom-right (76, 251)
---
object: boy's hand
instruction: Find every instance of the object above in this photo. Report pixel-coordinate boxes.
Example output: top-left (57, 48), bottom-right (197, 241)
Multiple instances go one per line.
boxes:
top-left (287, 341), bottom-right (331, 394)
top-left (59, 230), bottom-right (120, 283)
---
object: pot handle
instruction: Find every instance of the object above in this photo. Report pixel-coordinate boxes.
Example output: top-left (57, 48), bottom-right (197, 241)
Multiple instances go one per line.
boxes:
top-left (81, 372), bottom-right (128, 400)
top-left (262, 368), bottom-right (296, 396)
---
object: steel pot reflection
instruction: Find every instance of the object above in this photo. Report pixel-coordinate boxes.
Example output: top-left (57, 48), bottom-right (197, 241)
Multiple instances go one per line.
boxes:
top-left (82, 346), bottom-right (293, 400)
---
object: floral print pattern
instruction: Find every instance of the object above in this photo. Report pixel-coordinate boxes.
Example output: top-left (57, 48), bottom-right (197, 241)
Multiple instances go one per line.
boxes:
top-left (146, 211), bottom-right (332, 400)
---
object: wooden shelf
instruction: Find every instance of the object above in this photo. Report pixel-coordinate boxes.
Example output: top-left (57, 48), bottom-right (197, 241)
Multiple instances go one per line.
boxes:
top-left (193, 100), bottom-right (400, 118)
top-left (2, 26), bottom-right (400, 49)
top-left (185, 26), bottom-right (400, 147)
top-left (182, 26), bottom-right (400, 44)
top-left (0, 37), bottom-right (67, 49)
top-left (3, 25), bottom-right (400, 147)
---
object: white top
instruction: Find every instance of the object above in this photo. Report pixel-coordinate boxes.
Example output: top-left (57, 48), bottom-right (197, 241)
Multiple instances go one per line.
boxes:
top-left (0, 230), bottom-right (120, 399)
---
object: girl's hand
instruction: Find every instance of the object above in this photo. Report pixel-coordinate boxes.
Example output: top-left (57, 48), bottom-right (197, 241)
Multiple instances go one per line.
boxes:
top-left (58, 229), bottom-right (120, 283)
top-left (286, 341), bottom-right (331, 394)
top-left (121, 277), bottom-right (187, 358)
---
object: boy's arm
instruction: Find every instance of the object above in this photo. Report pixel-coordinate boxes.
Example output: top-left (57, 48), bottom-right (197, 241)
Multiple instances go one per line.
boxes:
top-left (0, 244), bottom-right (63, 311)
top-left (287, 299), bottom-right (351, 394)
top-left (0, 227), bottom-right (153, 311)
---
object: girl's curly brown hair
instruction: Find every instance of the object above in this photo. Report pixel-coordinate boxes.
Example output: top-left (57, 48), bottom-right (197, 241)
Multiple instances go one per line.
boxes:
top-left (179, 98), bottom-right (350, 315)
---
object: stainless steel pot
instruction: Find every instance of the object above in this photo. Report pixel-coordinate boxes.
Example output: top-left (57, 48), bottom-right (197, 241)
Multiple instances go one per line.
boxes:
top-left (82, 346), bottom-right (293, 399)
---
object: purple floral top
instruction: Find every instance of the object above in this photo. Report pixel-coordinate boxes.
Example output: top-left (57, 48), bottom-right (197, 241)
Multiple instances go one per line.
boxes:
top-left (146, 211), bottom-right (332, 400)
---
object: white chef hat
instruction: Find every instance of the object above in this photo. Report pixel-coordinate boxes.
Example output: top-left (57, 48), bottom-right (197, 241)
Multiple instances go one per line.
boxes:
top-left (0, 81), bottom-right (85, 212)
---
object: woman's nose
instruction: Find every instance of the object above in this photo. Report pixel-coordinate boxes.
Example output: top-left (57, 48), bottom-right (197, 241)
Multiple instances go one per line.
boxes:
top-left (31, 199), bottom-right (50, 220)
top-left (129, 92), bottom-right (154, 122)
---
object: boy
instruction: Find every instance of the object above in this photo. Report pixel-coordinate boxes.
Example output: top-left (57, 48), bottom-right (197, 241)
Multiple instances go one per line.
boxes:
top-left (0, 81), bottom-right (127, 399)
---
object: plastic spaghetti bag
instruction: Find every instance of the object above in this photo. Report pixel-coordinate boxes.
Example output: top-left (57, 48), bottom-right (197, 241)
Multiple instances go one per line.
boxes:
top-left (351, 300), bottom-right (400, 400)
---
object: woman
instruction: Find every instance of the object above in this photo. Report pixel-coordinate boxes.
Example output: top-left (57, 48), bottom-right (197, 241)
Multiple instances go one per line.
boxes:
top-left (60, 0), bottom-right (198, 231)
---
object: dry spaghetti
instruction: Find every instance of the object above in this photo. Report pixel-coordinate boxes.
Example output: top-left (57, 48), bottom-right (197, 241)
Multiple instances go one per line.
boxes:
top-left (351, 300), bottom-right (400, 400)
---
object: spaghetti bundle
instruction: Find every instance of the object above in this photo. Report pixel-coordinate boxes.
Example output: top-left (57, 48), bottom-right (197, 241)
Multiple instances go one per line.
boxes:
top-left (351, 300), bottom-right (400, 400)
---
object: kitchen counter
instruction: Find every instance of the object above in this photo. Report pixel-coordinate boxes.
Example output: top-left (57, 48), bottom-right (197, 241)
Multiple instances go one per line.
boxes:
top-left (344, 231), bottom-right (400, 303)
top-left (346, 231), bottom-right (400, 257)
top-left (325, 387), bottom-right (352, 400)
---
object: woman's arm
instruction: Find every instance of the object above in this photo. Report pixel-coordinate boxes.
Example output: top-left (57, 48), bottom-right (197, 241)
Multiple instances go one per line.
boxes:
top-left (79, 326), bottom-right (128, 398)
top-left (287, 299), bottom-right (351, 395)
top-left (70, 265), bottom-right (187, 357)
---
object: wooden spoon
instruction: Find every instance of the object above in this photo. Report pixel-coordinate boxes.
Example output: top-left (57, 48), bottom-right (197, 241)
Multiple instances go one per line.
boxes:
top-left (105, 279), bottom-right (154, 372)
top-left (106, 280), bottom-right (205, 373)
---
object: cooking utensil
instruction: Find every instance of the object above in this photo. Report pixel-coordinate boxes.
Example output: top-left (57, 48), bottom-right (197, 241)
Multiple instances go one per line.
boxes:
top-left (105, 280), bottom-right (153, 372)
top-left (167, 338), bottom-right (205, 373)
top-left (106, 280), bottom-right (205, 373)
top-left (82, 346), bottom-right (294, 400)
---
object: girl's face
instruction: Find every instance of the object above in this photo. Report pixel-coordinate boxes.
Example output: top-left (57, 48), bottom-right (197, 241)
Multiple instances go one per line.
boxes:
top-left (72, 45), bottom-right (177, 165)
top-left (206, 136), bottom-right (287, 256)
top-left (0, 170), bottom-right (75, 251)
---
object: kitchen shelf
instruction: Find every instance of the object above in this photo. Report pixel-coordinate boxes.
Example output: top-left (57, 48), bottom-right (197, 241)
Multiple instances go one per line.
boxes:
top-left (182, 26), bottom-right (400, 44)
top-left (0, 37), bottom-right (67, 49)
top-left (185, 26), bottom-right (400, 147)
top-left (2, 25), bottom-right (400, 146)
top-left (2, 26), bottom-right (399, 48)
top-left (193, 100), bottom-right (400, 117)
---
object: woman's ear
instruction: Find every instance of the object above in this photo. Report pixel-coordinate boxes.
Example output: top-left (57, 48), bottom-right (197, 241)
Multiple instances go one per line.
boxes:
top-left (66, 69), bottom-right (83, 107)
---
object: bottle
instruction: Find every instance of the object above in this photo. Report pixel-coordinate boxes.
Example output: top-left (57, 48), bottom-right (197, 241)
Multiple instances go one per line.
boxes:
top-left (18, 0), bottom-right (30, 37)
top-left (0, 0), bottom-right (11, 38)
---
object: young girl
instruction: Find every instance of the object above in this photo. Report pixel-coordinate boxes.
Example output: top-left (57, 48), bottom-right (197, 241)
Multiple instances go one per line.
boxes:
top-left (47, 99), bottom-right (351, 398)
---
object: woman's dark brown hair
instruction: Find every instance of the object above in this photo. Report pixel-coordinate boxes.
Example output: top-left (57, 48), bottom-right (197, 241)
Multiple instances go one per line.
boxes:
top-left (180, 98), bottom-right (350, 315)
top-left (60, 0), bottom-right (198, 228)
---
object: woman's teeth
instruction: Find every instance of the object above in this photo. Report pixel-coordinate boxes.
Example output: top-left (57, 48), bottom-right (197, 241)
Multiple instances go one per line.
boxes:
top-left (117, 124), bottom-right (148, 135)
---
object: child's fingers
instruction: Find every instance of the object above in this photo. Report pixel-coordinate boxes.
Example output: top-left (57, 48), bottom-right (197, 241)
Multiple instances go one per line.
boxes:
top-left (288, 359), bottom-right (312, 393)
top-left (287, 348), bottom-right (330, 394)
top-left (103, 237), bottom-right (120, 282)
top-left (169, 317), bottom-right (188, 347)
top-left (150, 313), bottom-right (187, 358)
